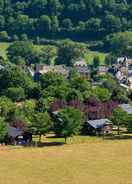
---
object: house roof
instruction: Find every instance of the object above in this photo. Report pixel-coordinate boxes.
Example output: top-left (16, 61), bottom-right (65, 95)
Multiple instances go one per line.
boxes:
top-left (98, 65), bottom-right (108, 72)
top-left (76, 67), bottom-right (89, 74)
top-left (35, 64), bottom-right (69, 76)
top-left (87, 119), bottom-right (111, 129)
top-left (7, 124), bottom-right (23, 138)
top-left (119, 104), bottom-right (132, 114)
top-left (74, 59), bottom-right (87, 67)
top-left (117, 57), bottom-right (127, 62)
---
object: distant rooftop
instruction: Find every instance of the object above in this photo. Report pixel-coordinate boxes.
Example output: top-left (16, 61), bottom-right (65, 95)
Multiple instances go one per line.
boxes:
top-left (120, 104), bottom-right (132, 114)
top-left (87, 119), bottom-right (111, 129)
top-left (74, 59), bottom-right (87, 67)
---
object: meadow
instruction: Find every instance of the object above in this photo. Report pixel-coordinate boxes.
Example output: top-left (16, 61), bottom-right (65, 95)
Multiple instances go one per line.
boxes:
top-left (0, 42), bottom-right (107, 64)
top-left (0, 42), bottom-right (10, 59)
top-left (0, 136), bottom-right (132, 184)
top-left (84, 50), bottom-right (107, 65)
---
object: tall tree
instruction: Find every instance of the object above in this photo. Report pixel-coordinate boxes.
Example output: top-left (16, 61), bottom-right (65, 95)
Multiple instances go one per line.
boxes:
top-left (94, 87), bottom-right (111, 102)
top-left (54, 107), bottom-right (83, 143)
top-left (0, 97), bottom-right (14, 118)
top-left (5, 87), bottom-right (25, 102)
top-left (111, 107), bottom-right (128, 135)
top-left (40, 72), bottom-right (66, 89)
top-left (7, 41), bottom-right (35, 65)
top-left (0, 66), bottom-right (35, 95)
top-left (0, 117), bottom-right (7, 142)
top-left (31, 112), bottom-right (52, 143)
top-left (56, 40), bottom-right (85, 66)
top-left (93, 56), bottom-right (100, 68)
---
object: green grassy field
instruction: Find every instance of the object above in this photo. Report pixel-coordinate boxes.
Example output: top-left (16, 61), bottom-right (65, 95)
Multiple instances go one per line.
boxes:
top-left (85, 50), bottom-right (107, 65)
top-left (0, 42), bottom-right (107, 65)
top-left (0, 136), bottom-right (132, 184)
top-left (0, 42), bottom-right (10, 59)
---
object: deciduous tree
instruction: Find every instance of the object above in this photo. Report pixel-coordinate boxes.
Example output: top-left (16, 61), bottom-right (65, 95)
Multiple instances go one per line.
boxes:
top-left (54, 107), bottom-right (83, 143)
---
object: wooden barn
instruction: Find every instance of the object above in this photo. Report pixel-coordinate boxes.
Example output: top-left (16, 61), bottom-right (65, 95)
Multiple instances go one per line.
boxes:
top-left (7, 120), bottom-right (32, 145)
top-left (82, 119), bottom-right (113, 135)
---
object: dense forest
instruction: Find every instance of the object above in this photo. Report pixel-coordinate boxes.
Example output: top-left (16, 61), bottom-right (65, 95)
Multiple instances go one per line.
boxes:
top-left (0, 0), bottom-right (132, 40)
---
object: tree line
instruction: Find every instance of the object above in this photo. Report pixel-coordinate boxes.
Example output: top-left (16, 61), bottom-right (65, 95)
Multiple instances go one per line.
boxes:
top-left (0, 0), bottom-right (132, 40)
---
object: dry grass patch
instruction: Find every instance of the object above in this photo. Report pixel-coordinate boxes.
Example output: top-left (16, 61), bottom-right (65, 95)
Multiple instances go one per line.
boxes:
top-left (0, 139), bottom-right (132, 184)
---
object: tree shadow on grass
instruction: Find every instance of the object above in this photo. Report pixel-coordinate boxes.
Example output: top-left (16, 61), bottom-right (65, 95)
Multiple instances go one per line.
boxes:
top-left (103, 134), bottom-right (132, 140)
top-left (26, 138), bottom-right (65, 147)
top-left (35, 142), bottom-right (65, 147)
top-left (3, 141), bottom-right (65, 148)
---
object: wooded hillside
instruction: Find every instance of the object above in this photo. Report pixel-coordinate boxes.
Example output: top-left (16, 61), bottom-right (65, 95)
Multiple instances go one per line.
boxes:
top-left (0, 0), bottom-right (132, 40)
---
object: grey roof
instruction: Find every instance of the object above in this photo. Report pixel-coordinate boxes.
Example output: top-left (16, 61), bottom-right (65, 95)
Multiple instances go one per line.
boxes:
top-left (128, 70), bottom-right (132, 76)
top-left (7, 124), bottom-right (22, 138)
top-left (0, 65), bottom-right (4, 70)
top-left (74, 59), bottom-right (87, 67)
top-left (87, 119), bottom-right (111, 129)
top-left (76, 67), bottom-right (90, 74)
top-left (120, 104), bottom-right (132, 114)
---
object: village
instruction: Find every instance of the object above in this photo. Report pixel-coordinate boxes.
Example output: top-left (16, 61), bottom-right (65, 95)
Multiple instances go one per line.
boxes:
top-left (22, 56), bottom-right (132, 90)
top-left (0, 54), bottom-right (131, 145)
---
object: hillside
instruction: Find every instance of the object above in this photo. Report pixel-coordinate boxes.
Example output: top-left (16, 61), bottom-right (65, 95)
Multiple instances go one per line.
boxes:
top-left (0, 1), bottom-right (131, 41)
top-left (0, 42), bottom-right (10, 59)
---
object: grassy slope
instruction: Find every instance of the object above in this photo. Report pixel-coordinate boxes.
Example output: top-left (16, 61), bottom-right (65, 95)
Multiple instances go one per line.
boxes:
top-left (0, 42), bottom-right (107, 64)
top-left (0, 137), bottom-right (132, 184)
top-left (85, 50), bottom-right (107, 65)
top-left (0, 42), bottom-right (10, 59)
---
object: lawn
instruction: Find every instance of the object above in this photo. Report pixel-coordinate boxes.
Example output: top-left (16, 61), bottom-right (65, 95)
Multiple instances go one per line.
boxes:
top-left (0, 42), bottom-right (10, 59)
top-left (0, 42), bottom-right (57, 60)
top-left (0, 137), bottom-right (132, 184)
top-left (84, 50), bottom-right (107, 65)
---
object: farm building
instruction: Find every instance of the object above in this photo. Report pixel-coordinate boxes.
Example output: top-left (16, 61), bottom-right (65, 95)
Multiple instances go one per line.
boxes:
top-left (7, 120), bottom-right (32, 145)
top-left (82, 119), bottom-right (113, 135)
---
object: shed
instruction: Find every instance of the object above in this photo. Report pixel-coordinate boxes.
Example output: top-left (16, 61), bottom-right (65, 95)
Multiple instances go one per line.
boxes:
top-left (82, 119), bottom-right (112, 135)
top-left (7, 122), bottom-right (32, 145)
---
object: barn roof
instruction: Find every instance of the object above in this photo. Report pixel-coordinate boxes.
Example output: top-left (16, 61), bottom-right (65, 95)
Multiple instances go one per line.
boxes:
top-left (7, 124), bottom-right (23, 138)
top-left (119, 104), bottom-right (132, 114)
top-left (87, 119), bottom-right (111, 129)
